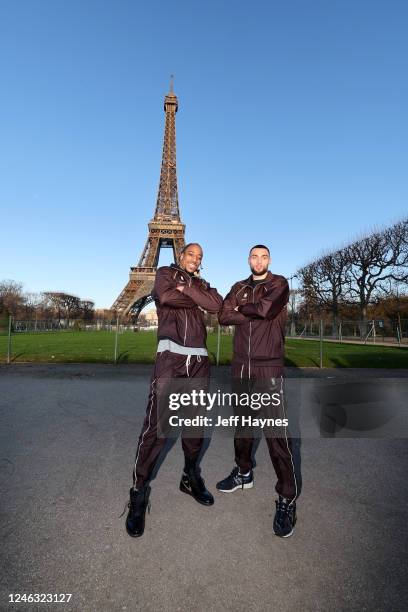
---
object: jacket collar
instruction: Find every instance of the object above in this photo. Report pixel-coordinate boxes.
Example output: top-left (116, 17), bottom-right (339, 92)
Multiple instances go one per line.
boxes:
top-left (169, 263), bottom-right (194, 283)
top-left (170, 263), bottom-right (191, 275)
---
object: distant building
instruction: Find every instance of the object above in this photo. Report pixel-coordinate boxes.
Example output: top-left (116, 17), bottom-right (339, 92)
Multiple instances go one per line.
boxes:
top-left (144, 309), bottom-right (158, 327)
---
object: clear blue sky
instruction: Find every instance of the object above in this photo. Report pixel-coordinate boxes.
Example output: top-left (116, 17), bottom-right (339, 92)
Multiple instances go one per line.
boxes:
top-left (1, 0), bottom-right (407, 308)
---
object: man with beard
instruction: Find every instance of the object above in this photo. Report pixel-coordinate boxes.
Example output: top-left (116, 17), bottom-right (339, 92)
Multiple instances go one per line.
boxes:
top-left (125, 243), bottom-right (223, 538)
top-left (217, 245), bottom-right (298, 537)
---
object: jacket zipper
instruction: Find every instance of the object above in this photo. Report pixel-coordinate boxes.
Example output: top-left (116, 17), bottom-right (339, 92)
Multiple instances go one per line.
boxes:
top-left (184, 310), bottom-right (188, 345)
top-left (183, 273), bottom-right (192, 346)
top-left (237, 277), bottom-right (271, 377)
top-left (248, 286), bottom-right (255, 378)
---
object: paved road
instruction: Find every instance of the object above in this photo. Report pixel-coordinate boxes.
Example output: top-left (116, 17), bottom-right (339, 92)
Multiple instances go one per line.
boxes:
top-left (1, 364), bottom-right (407, 612)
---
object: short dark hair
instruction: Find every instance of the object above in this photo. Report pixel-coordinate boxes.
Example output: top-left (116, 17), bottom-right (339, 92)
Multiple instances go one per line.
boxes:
top-left (181, 242), bottom-right (202, 254)
top-left (249, 244), bottom-right (270, 255)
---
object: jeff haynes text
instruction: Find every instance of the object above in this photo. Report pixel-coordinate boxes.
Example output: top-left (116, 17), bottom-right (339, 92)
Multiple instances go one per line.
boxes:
top-left (168, 415), bottom-right (289, 428)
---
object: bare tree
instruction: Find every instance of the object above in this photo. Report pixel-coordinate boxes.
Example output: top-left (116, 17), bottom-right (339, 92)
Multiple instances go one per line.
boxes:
top-left (43, 292), bottom-right (64, 325)
top-left (43, 292), bottom-right (80, 326)
top-left (344, 221), bottom-right (408, 324)
top-left (23, 292), bottom-right (44, 320)
top-left (0, 280), bottom-right (25, 316)
top-left (79, 300), bottom-right (95, 322)
top-left (61, 294), bottom-right (81, 326)
top-left (298, 250), bottom-right (348, 335)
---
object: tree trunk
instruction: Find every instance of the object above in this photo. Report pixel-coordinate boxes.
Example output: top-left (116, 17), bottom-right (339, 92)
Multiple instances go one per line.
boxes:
top-left (359, 305), bottom-right (368, 337)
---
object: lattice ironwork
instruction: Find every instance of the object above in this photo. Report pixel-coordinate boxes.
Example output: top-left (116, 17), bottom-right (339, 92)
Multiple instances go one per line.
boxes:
top-left (112, 78), bottom-right (186, 318)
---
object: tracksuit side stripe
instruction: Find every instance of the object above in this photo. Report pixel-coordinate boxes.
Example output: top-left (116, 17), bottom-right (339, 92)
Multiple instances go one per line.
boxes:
top-left (280, 375), bottom-right (298, 505)
top-left (133, 378), bottom-right (157, 488)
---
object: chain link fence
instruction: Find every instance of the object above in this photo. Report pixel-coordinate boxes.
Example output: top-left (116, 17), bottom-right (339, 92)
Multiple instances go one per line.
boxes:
top-left (11, 320), bottom-right (139, 333)
top-left (1, 316), bottom-right (407, 366)
top-left (287, 318), bottom-right (407, 346)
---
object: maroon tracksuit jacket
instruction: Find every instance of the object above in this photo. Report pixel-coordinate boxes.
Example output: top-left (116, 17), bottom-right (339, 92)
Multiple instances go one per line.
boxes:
top-left (219, 271), bottom-right (289, 373)
top-left (153, 264), bottom-right (223, 346)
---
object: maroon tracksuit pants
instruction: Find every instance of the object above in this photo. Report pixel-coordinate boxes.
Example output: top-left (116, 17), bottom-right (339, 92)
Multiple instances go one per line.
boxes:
top-left (133, 350), bottom-right (210, 489)
top-left (231, 362), bottom-right (298, 501)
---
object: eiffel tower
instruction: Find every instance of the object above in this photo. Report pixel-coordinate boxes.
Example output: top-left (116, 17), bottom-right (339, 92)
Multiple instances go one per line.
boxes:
top-left (112, 78), bottom-right (185, 318)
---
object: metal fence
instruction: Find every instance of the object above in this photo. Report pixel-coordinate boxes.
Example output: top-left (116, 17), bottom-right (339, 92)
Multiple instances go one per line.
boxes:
top-left (1, 316), bottom-right (407, 367)
top-left (10, 320), bottom-right (139, 333)
top-left (287, 318), bottom-right (407, 346)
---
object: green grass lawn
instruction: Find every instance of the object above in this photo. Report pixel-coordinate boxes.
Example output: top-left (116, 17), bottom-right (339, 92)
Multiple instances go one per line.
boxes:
top-left (0, 330), bottom-right (407, 368)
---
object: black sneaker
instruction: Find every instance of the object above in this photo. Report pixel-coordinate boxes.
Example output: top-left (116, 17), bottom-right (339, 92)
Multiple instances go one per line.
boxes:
top-left (273, 496), bottom-right (296, 538)
top-left (180, 469), bottom-right (214, 506)
top-left (216, 466), bottom-right (254, 493)
top-left (124, 485), bottom-right (151, 538)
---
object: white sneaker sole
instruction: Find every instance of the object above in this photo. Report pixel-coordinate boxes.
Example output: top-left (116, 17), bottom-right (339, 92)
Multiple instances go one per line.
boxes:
top-left (217, 481), bottom-right (254, 493)
top-left (273, 528), bottom-right (294, 538)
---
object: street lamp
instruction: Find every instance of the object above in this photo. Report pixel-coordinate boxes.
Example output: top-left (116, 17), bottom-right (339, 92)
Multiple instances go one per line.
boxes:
top-left (288, 274), bottom-right (297, 337)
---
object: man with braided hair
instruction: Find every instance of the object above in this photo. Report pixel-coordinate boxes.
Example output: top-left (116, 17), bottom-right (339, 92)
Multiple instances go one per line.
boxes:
top-left (125, 243), bottom-right (222, 537)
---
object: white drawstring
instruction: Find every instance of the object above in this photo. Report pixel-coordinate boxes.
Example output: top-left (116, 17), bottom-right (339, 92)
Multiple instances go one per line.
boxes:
top-left (197, 355), bottom-right (201, 362)
top-left (186, 354), bottom-right (191, 377)
top-left (240, 364), bottom-right (244, 379)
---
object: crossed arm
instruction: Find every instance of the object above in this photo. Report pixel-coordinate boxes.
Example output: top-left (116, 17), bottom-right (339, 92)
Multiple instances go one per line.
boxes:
top-left (218, 287), bottom-right (251, 325)
top-left (154, 269), bottom-right (222, 313)
top-left (181, 281), bottom-right (223, 314)
top-left (218, 278), bottom-right (289, 325)
top-left (153, 269), bottom-right (196, 308)
top-left (238, 278), bottom-right (289, 320)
